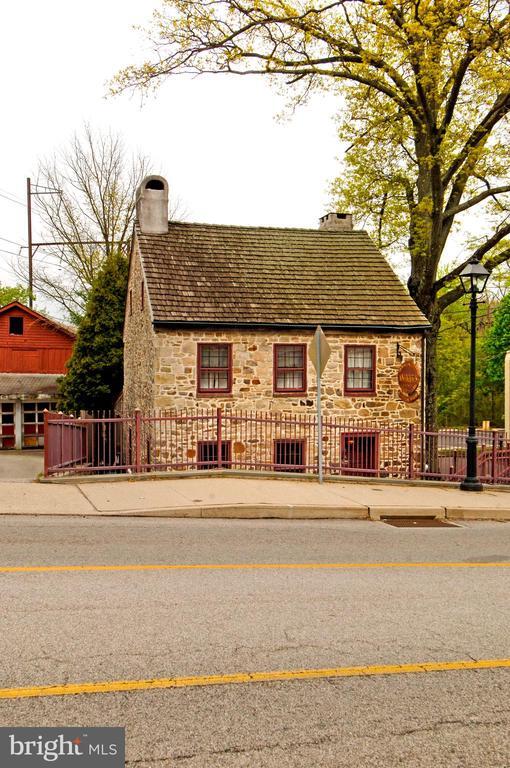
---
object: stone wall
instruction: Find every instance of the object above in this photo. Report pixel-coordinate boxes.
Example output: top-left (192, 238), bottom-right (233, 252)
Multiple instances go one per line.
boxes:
top-left (122, 243), bottom-right (156, 413)
top-left (153, 328), bottom-right (424, 425)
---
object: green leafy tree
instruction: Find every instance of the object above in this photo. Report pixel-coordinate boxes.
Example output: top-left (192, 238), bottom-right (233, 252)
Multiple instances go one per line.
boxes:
top-left (113, 0), bottom-right (510, 428)
top-left (484, 293), bottom-right (510, 389)
top-left (58, 251), bottom-right (128, 413)
top-left (0, 284), bottom-right (31, 307)
top-left (437, 299), bottom-right (503, 427)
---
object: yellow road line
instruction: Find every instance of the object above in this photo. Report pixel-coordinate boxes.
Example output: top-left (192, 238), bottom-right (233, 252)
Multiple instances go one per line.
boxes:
top-left (1, 659), bottom-right (509, 700)
top-left (1, 561), bottom-right (510, 573)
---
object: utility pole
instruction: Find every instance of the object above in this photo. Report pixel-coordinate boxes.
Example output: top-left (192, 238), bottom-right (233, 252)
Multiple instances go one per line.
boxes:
top-left (25, 179), bottom-right (66, 308)
top-left (26, 178), bottom-right (33, 308)
top-left (25, 177), bottom-right (119, 309)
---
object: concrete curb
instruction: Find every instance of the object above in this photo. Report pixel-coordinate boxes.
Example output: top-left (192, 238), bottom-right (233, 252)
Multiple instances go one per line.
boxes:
top-left (3, 504), bottom-right (509, 521)
top-left (124, 504), bottom-right (369, 519)
top-left (445, 508), bottom-right (510, 521)
top-left (368, 507), bottom-right (445, 520)
top-left (133, 506), bottom-right (504, 522)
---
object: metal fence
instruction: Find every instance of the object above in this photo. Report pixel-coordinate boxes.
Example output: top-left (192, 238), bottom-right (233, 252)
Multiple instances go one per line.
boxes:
top-left (43, 408), bottom-right (510, 484)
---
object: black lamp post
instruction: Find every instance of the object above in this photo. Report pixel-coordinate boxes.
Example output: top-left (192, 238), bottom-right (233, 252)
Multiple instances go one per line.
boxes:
top-left (459, 258), bottom-right (490, 491)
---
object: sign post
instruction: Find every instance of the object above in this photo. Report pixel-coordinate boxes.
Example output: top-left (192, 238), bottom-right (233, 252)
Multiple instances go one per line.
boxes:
top-left (309, 327), bottom-right (331, 483)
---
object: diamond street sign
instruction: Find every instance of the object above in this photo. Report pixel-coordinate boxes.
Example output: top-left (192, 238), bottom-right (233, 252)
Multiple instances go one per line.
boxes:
top-left (309, 326), bottom-right (331, 376)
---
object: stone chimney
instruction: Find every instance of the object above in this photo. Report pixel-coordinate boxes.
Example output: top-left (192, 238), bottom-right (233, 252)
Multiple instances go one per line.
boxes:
top-left (136, 175), bottom-right (169, 234)
top-left (319, 212), bottom-right (353, 231)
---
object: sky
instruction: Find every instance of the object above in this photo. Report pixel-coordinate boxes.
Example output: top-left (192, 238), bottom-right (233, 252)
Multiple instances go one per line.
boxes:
top-left (0, 0), bottom-right (343, 310)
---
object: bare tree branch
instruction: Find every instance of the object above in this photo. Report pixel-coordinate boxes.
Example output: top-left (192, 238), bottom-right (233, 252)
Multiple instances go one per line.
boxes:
top-left (22, 125), bottom-right (154, 321)
top-left (434, 223), bottom-right (510, 294)
top-left (443, 184), bottom-right (510, 218)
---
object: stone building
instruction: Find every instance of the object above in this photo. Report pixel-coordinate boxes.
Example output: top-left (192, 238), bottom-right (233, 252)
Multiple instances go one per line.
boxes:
top-left (122, 176), bottom-right (429, 472)
top-left (124, 174), bottom-right (429, 416)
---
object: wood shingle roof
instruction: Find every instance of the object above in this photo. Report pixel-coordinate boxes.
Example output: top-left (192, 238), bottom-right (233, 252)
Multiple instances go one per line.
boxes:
top-left (136, 222), bottom-right (429, 330)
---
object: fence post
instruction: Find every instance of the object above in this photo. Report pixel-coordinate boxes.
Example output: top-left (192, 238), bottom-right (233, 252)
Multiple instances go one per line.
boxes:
top-left (43, 409), bottom-right (50, 477)
top-left (492, 430), bottom-right (497, 484)
top-left (408, 423), bottom-right (415, 480)
top-left (134, 409), bottom-right (142, 473)
top-left (217, 407), bottom-right (222, 469)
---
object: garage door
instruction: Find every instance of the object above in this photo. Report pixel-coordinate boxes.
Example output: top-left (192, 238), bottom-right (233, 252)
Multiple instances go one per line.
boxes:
top-left (22, 401), bottom-right (57, 448)
top-left (0, 403), bottom-right (15, 449)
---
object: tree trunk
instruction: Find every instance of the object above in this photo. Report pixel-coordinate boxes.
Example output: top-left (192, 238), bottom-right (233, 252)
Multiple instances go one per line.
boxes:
top-left (407, 151), bottom-right (444, 434)
top-left (424, 317), bottom-right (440, 432)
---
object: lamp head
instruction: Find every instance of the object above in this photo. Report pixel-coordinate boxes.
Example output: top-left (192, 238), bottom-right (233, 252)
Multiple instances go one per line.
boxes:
top-left (459, 259), bottom-right (490, 295)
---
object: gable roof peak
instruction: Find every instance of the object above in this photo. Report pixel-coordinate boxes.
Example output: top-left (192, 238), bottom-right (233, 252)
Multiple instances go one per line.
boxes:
top-left (0, 301), bottom-right (76, 338)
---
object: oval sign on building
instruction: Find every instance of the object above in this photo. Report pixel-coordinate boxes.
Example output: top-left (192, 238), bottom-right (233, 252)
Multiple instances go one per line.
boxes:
top-left (398, 360), bottom-right (420, 402)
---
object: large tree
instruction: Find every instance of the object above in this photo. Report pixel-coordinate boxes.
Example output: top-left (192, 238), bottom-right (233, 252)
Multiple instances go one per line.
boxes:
top-left (113, 0), bottom-right (510, 428)
top-left (17, 125), bottom-right (151, 323)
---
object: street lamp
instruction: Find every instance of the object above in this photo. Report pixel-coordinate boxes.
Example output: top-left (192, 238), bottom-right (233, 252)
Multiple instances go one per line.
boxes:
top-left (458, 258), bottom-right (490, 491)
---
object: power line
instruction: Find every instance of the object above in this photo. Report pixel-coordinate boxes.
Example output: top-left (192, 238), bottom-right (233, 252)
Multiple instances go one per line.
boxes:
top-left (0, 191), bottom-right (26, 208)
top-left (0, 235), bottom-right (24, 247)
top-left (0, 187), bottom-right (25, 204)
top-left (0, 247), bottom-right (21, 257)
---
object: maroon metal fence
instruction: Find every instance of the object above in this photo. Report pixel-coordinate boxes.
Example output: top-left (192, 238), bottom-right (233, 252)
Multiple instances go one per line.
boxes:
top-left (43, 408), bottom-right (510, 484)
top-left (44, 411), bottom-right (87, 476)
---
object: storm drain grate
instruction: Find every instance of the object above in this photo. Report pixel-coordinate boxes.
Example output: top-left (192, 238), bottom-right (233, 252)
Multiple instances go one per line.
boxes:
top-left (381, 516), bottom-right (459, 528)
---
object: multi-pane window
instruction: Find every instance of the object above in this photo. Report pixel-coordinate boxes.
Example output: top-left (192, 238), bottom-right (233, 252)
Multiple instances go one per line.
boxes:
top-left (197, 344), bottom-right (232, 393)
top-left (344, 345), bottom-right (376, 394)
top-left (274, 344), bottom-right (306, 393)
top-left (22, 401), bottom-right (57, 448)
top-left (0, 403), bottom-right (15, 449)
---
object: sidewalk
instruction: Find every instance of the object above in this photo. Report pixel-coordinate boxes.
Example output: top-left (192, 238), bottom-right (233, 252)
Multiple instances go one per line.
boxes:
top-left (1, 474), bottom-right (510, 519)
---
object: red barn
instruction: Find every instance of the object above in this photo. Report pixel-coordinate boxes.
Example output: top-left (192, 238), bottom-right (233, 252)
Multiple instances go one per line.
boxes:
top-left (0, 302), bottom-right (75, 449)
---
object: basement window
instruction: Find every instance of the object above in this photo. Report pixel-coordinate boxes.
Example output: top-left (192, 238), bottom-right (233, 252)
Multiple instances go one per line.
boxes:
top-left (340, 432), bottom-right (379, 476)
top-left (274, 439), bottom-right (306, 473)
top-left (197, 440), bottom-right (232, 469)
top-left (9, 317), bottom-right (23, 335)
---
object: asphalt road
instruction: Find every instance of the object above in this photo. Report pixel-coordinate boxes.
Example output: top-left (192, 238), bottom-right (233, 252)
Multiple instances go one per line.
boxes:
top-left (0, 517), bottom-right (509, 767)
